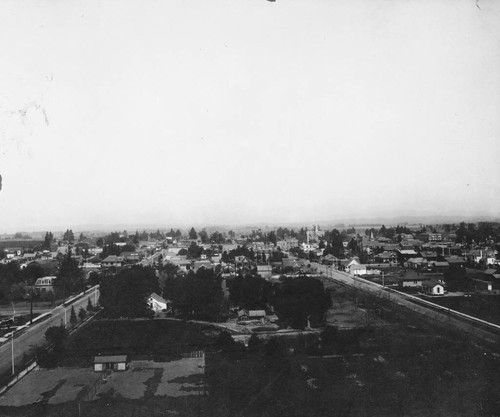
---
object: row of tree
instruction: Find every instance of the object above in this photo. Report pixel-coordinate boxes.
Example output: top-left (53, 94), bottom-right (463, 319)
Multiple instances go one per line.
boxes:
top-left (98, 263), bottom-right (331, 329)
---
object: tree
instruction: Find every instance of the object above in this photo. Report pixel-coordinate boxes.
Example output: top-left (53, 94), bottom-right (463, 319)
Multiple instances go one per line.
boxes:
top-left (88, 271), bottom-right (100, 287)
top-left (78, 306), bottom-right (86, 321)
top-left (325, 229), bottom-right (344, 258)
top-left (70, 305), bottom-right (77, 326)
top-left (53, 249), bottom-right (83, 298)
top-left (347, 238), bottom-right (358, 252)
top-left (189, 227), bottom-right (198, 240)
top-left (169, 268), bottom-right (226, 321)
top-left (99, 265), bottom-right (159, 318)
top-left (63, 229), bottom-right (75, 243)
top-left (158, 262), bottom-right (180, 299)
top-left (0, 263), bottom-right (23, 302)
top-left (210, 231), bottom-right (225, 244)
top-left (45, 326), bottom-right (68, 351)
top-left (266, 231), bottom-right (277, 245)
top-left (444, 266), bottom-right (471, 292)
top-left (199, 229), bottom-right (209, 244)
top-left (273, 277), bottom-right (331, 329)
top-left (42, 231), bottom-right (54, 251)
top-left (187, 242), bottom-right (203, 259)
top-left (228, 274), bottom-right (272, 310)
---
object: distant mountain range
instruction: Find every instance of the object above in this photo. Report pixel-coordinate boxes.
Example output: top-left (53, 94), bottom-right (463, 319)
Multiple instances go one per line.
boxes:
top-left (3, 213), bottom-right (499, 235)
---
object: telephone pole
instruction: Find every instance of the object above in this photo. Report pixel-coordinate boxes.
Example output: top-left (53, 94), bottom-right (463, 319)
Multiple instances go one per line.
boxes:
top-left (11, 303), bottom-right (15, 375)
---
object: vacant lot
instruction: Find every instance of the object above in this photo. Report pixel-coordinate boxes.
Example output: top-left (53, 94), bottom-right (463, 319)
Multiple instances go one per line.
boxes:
top-left (431, 294), bottom-right (500, 325)
top-left (0, 357), bottom-right (205, 408)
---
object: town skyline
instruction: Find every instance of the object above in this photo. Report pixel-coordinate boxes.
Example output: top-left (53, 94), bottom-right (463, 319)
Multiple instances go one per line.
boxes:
top-left (2, 213), bottom-right (500, 237)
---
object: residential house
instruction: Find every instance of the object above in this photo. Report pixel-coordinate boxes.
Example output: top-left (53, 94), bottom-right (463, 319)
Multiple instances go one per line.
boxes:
top-left (375, 251), bottom-right (396, 264)
top-left (406, 257), bottom-right (427, 270)
top-left (428, 233), bottom-right (442, 242)
top-left (282, 258), bottom-right (303, 271)
top-left (120, 252), bottom-right (141, 264)
top-left (398, 276), bottom-right (424, 288)
top-left (362, 240), bottom-right (380, 253)
top-left (4, 247), bottom-right (22, 259)
top-left (256, 264), bottom-right (272, 279)
top-left (301, 243), bottom-right (315, 253)
top-left (429, 261), bottom-right (449, 272)
top-left (148, 292), bottom-right (169, 313)
top-left (422, 280), bottom-right (446, 296)
top-left (444, 256), bottom-right (466, 267)
top-left (396, 249), bottom-right (419, 264)
top-left (483, 269), bottom-right (500, 281)
top-left (401, 239), bottom-right (425, 249)
top-left (322, 254), bottom-right (339, 265)
top-left (276, 238), bottom-right (299, 252)
top-left (349, 264), bottom-right (368, 276)
top-left (238, 309), bottom-right (266, 323)
top-left (101, 255), bottom-right (123, 268)
top-left (471, 279), bottom-right (493, 292)
top-left (34, 276), bottom-right (56, 294)
top-left (234, 256), bottom-right (251, 268)
top-left (193, 260), bottom-right (213, 272)
top-left (420, 251), bottom-right (438, 263)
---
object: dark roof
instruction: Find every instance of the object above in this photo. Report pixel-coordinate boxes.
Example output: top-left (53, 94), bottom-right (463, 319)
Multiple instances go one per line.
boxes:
top-left (102, 255), bottom-right (123, 263)
top-left (398, 277), bottom-right (424, 282)
top-left (94, 355), bottom-right (127, 363)
top-left (422, 280), bottom-right (445, 287)
top-left (444, 257), bottom-right (465, 264)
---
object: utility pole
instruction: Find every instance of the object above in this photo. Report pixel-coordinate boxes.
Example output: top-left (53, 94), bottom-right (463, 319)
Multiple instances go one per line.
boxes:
top-left (30, 289), bottom-right (34, 325)
top-left (11, 302), bottom-right (15, 375)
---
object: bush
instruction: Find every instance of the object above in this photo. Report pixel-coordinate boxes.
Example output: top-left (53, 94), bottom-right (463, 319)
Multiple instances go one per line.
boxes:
top-left (45, 325), bottom-right (68, 352)
top-left (35, 346), bottom-right (57, 368)
top-left (78, 307), bottom-right (87, 321)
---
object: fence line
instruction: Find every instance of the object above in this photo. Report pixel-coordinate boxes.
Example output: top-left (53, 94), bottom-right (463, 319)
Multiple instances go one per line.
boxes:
top-left (332, 268), bottom-right (500, 334)
top-left (0, 361), bottom-right (38, 396)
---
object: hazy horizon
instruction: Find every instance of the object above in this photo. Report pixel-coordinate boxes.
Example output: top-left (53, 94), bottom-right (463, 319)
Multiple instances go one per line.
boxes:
top-left (2, 212), bottom-right (499, 236)
top-left (1, 0), bottom-right (499, 232)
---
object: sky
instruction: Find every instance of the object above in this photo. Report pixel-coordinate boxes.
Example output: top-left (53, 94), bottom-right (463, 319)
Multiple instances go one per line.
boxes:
top-left (1, 0), bottom-right (499, 232)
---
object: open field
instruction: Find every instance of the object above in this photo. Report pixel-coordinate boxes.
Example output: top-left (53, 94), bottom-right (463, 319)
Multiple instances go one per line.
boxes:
top-left (430, 294), bottom-right (500, 326)
top-left (0, 357), bottom-right (205, 408)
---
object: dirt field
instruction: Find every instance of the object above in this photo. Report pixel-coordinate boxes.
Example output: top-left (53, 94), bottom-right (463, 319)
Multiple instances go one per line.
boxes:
top-left (0, 357), bottom-right (205, 407)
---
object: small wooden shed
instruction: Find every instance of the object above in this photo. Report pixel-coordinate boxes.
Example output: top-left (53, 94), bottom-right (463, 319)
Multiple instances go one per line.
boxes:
top-left (93, 355), bottom-right (128, 372)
